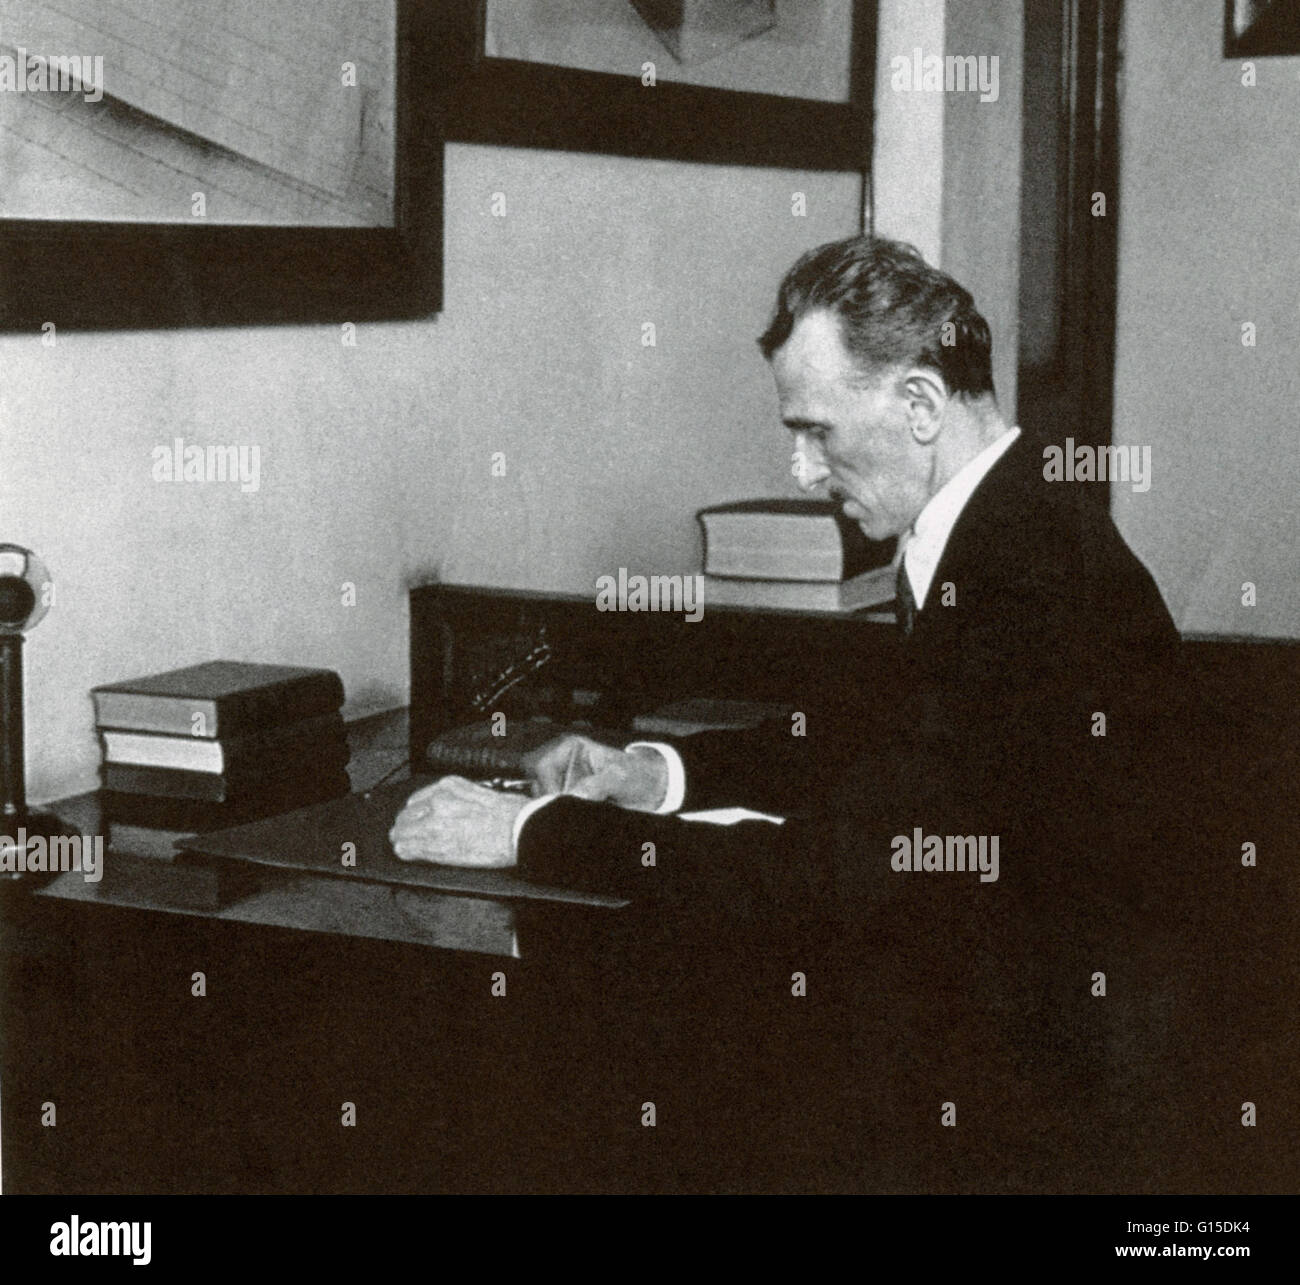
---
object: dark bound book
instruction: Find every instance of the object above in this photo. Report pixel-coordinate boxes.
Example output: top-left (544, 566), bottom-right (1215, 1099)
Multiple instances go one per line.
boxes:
top-left (102, 742), bottom-right (350, 802)
top-left (92, 661), bottom-right (344, 737)
top-left (100, 712), bottom-right (347, 772)
top-left (102, 771), bottom-right (351, 831)
top-left (424, 718), bottom-right (623, 778)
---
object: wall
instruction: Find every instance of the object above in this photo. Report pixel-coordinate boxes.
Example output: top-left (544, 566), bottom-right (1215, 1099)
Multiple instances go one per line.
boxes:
top-left (873, 0), bottom-right (1023, 415)
top-left (2, 144), bottom-right (859, 803)
top-left (5, 0), bottom-right (1036, 805)
top-left (939, 0), bottom-right (1023, 418)
top-left (1112, 1), bottom-right (1300, 638)
top-left (872, 0), bottom-right (947, 263)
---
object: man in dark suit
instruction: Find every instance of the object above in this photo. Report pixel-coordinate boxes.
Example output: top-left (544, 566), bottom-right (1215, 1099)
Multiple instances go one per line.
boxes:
top-left (391, 235), bottom-right (1176, 898)
top-left (390, 236), bottom-right (1180, 1188)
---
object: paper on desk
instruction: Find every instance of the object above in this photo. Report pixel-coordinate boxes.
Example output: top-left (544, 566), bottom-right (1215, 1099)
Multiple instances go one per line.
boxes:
top-left (678, 808), bottom-right (786, 826)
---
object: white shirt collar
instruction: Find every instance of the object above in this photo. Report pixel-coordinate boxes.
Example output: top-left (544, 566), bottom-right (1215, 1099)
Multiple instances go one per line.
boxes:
top-left (900, 426), bottom-right (1021, 609)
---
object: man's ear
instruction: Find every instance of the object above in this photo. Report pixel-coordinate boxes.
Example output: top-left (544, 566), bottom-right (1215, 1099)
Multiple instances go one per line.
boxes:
top-left (901, 369), bottom-right (948, 444)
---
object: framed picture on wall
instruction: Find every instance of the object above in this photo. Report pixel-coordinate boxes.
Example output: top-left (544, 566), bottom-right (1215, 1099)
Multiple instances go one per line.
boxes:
top-left (0, 0), bottom-right (447, 329)
top-left (1224, 0), bottom-right (1300, 56)
top-left (444, 0), bottom-right (875, 171)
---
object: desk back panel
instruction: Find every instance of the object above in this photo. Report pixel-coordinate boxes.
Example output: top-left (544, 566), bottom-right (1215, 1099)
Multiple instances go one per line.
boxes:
top-left (408, 583), bottom-right (901, 768)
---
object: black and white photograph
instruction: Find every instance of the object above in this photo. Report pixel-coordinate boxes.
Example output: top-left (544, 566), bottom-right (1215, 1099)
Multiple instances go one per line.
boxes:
top-left (0, 0), bottom-right (1294, 1262)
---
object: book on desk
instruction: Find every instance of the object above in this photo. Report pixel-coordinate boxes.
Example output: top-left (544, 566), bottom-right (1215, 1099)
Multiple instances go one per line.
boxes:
top-left (92, 661), bottom-right (352, 893)
top-left (697, 497), bottom-right (898, 613)
top-left (94, 662), bottom-right (348, 799)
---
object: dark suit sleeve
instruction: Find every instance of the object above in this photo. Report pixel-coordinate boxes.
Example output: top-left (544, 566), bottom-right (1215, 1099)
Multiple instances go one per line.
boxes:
top-left (517, 796), bottom-right (842, 919)
top-left (660, 701), bottom-right (897, 816)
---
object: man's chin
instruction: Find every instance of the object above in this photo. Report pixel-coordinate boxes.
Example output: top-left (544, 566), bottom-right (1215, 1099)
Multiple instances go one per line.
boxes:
top-left (838, 498), bottom-right (871, 528)
top-left (843, 507), bottom-right (895, 543)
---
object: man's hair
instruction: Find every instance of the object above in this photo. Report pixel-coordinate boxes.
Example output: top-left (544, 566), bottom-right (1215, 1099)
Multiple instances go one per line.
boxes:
top-left (757, 235), bottom-right (995, 399)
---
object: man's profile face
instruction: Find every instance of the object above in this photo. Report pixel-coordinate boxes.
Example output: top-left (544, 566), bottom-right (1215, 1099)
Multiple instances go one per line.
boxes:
top-left (772, 309), bottom-right (931, 541)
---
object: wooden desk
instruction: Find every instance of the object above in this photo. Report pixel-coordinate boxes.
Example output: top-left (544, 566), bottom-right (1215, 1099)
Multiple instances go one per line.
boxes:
top-left (0, 817), bottom-right (816, 1195)
top-left (2, 708), bottom-right (795, 1195)
top-left (20, 586), bottom-right (906, 967)
top-left (0, 868), bottom-right (664, 1194)
top-left (5, 600), bottom-right (1295, 1194)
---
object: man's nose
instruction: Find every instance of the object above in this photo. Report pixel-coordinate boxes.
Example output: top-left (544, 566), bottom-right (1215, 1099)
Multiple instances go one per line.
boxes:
top-left (792, 435), bottom-right (829, 491)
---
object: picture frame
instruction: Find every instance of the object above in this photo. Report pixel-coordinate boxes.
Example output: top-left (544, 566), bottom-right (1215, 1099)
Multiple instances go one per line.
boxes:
top-left (443, 0), bottom-right (875, 171)
top-left (1224, 0), bottom-right (1300, 57)
top-left (0, 1), bottom-right (447, 330)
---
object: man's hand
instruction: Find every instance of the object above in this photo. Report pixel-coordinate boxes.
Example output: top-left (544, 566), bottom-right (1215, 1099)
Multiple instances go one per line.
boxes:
top-left (526, 736), bottom-right (668, 811)
top-left (388, 776), bottom-right (525, 867)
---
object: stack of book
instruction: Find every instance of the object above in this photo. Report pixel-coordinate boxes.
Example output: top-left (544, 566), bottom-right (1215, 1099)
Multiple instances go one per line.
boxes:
top-left (92, 661), bottom-right (350, 858)
top-left (698, 498), bottom-right (898, 612)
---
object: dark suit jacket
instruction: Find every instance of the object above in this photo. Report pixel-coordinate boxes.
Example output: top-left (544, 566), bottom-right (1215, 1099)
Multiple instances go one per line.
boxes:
top-left (519, 431), bottom-right (1178, 919)
top-left (518, 431), bottom-right (1182, 1172)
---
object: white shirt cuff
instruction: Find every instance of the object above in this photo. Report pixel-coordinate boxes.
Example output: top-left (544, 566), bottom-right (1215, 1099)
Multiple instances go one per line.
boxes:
top-left (625, 741), bottom-right (686, 814)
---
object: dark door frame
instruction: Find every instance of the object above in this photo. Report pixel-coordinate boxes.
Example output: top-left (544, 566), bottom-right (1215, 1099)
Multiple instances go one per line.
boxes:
top-left (1018, 0), bottom-right (1124, 471)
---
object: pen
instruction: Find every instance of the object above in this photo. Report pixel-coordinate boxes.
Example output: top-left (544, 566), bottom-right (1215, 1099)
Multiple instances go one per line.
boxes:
top-left (482, 777), bottom-right (532, 794)
top-left (560, 740), bottom-right (584, 794)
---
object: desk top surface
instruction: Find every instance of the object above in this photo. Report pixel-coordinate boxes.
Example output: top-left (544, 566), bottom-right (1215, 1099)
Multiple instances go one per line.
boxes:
top-left (33, 709), bottom-right (621, 958)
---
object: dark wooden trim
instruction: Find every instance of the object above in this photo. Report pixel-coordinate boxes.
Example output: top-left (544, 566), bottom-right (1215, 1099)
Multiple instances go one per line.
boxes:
top-left (1224, 0), bottom-right (1300, 57)
top-left (0, 0), bottom-right (446, 330)
top-left (1018, 1), bottom-right (1123, 463)
top-left (444, 60), bottom-right (872, 170)
top-left (1061, 0), bottom-right (1123, 458)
